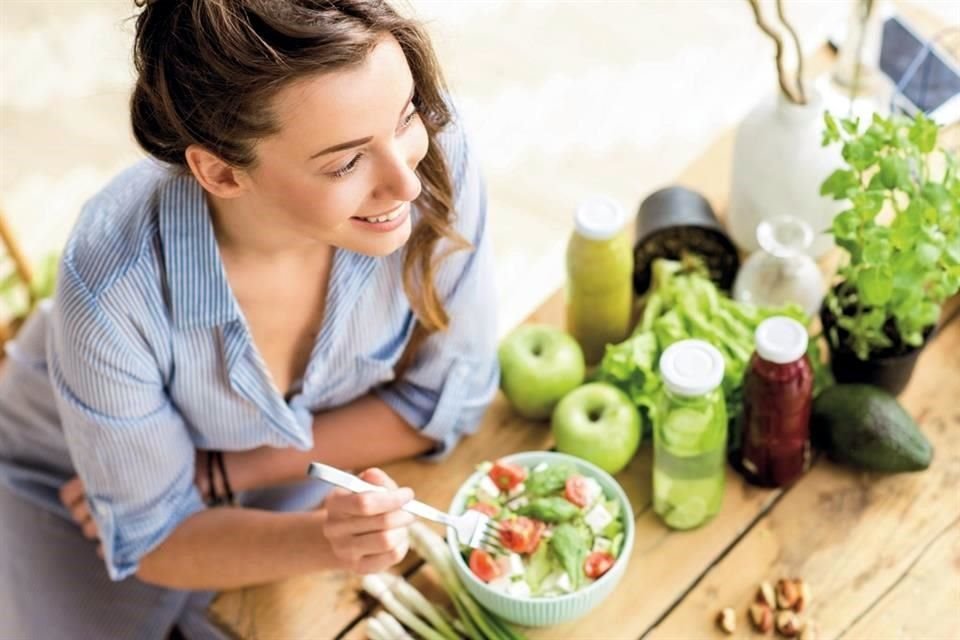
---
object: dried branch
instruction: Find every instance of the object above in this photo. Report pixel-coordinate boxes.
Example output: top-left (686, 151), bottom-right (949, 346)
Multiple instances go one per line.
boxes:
top-left (0, 209), bottom-right (34, 307)
top-left (746, 0), bottom-right (801, 104)
top-left (776, 0), bottom-right (806, 103)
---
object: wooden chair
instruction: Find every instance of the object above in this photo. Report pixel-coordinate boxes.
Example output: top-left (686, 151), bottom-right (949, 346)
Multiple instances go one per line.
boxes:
top-left (0, 209), bottom-right (34, 357)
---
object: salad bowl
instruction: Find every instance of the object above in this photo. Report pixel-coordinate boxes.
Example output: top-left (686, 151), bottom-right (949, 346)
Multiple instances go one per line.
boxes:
top-left (447, 451), bottom-right (635, 626)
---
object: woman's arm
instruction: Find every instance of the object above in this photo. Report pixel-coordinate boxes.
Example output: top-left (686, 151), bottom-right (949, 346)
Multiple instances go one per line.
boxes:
top-left (137, 507), bottom-right (333, 590)
top-left (226, 393), bottom-right (435, 492)
top-left (137, 468), bottom-right (414, 590)
top-left (61, 467), bottom-right (415, 590)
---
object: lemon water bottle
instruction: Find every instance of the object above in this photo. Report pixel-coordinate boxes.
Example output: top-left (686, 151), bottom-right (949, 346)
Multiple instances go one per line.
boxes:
top-left (653, 339), bottom-right (728, 530)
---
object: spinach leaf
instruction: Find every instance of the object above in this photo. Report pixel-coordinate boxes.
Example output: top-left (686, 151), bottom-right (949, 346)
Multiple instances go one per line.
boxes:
top-left (525, 464), bottom-right (575, 497)
top-left (549, 523), bottom-right (588, 590)
top-left (517, 497), bottom-right (580, 523)
top-left (525, 543), bottom-right (553, 593)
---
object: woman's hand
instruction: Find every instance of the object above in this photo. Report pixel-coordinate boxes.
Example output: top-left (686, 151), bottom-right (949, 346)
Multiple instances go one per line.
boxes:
top-left (60, 476), bottom-right (97, 540)
top-left (61, 449), bottom-right (213, 547)
top-left (59, 476), bottom-right (104, 557)
top-left (321, 468), bottom-right (415, 574)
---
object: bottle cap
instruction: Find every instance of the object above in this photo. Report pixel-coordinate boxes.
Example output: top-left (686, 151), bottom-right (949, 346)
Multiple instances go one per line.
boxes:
top-left (755, 316), bottom-right (809, 364)
top-left (574, 196), bottom-right (626, 241)
top-left (659, 339), bottom-right (725, 397)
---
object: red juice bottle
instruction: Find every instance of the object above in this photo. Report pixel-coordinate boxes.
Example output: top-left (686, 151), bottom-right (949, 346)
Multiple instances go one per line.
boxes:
top-left (741, 316), bottom-right (813, 487)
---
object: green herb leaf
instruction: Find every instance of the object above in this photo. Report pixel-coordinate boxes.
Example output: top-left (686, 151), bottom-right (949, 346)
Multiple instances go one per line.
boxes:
top-left (908, 113), bottom-right (938, 153)
top-left (851, 192), bottom-right (885, 220)
top-left (820, 169), bottom-right (859, 200)
top-left (879, 156), bottom-right (911, 191)
top-left (858, 267), bottom-right (893, 306)
top-left (842, 139), bottom-right (878, 171)
top-left (841, 117), bottom-right (861, 135)
top-left (915, 243), bottom-right (941, 267)
top-left (822, 112), bottom-right (841, 146)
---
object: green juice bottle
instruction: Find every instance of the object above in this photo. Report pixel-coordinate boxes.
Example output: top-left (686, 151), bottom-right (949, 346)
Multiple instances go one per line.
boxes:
top-left (653, 339), bottom-right (728, 530)
top-left (565, 196), bottom-right (634, 365)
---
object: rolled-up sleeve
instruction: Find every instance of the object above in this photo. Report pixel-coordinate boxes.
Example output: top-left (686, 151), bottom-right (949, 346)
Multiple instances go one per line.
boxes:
top-left (49, 260), bottom-right (203, 581)
top-left (375, 116), bottom-right (500, 459)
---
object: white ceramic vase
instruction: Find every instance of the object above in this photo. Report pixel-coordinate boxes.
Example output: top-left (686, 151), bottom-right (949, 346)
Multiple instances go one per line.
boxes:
top-left (727, 88), bottom-right (844, 258)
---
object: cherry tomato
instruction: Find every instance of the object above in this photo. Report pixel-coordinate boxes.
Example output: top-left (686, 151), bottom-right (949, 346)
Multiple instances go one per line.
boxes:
top-left (525, 520), bottom-right (546, 554)
top-left (500, 516), bottom-right (546, 554)
top-left (469, 549), bottom-right (500, 583)
top-left (584, 551), bottom-right (616, 579)
top-left (469, 502), bottom-right (501, 518)
top-left (564, 475), bottom-right (591, 508)
top-left (489, 461), bottom-right (527, 491)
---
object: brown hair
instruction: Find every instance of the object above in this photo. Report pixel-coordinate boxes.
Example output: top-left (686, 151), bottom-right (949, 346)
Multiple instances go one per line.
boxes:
top-left (131, 0), bottom-right (468, 373)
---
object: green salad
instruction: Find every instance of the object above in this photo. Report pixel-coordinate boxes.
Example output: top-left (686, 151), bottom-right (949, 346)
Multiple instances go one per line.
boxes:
top-left (461, 459), bottom-right (626, 598)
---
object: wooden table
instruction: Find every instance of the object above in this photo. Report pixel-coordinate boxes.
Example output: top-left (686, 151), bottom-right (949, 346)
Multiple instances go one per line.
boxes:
top-left (209, 117), bottom-right (960, 639)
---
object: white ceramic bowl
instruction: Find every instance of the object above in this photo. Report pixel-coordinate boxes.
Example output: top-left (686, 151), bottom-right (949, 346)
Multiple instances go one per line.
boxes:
top-left (447, 451), bottom-right (635, 627)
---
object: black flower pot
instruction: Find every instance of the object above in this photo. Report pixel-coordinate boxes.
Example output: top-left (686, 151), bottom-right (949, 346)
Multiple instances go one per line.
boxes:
top-left (633, 186), bottom-right (740, 295)
top-left (819, 302), bottom-right (932, 396)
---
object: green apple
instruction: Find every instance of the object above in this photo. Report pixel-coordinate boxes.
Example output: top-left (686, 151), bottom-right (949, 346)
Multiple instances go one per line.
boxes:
top-left (552, 382), bottom-right (641, 474)
top-left (498, 324), bottom-right (586, 420)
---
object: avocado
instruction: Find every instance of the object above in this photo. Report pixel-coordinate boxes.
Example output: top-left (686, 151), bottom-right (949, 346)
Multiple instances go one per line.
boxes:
top-left (811, 384), bottom-right (933, 472)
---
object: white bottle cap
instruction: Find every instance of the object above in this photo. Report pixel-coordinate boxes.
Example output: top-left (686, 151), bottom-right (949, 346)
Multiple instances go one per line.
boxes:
top-left (574, 196), bottom-right (627, 241)
top-left (659, 339), bottom-right (725, 397)
top-left (755, 316), bottom-right (809, 364)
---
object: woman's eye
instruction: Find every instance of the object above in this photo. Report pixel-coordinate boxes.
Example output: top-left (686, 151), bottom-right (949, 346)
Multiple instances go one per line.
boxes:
top-left (399, 107), bottom-right (419, 131)
top-left (330, 153), bottom-right (363, 178)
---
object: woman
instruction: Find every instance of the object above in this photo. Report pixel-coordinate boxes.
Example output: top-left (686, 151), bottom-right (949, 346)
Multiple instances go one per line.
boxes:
top-left (0, 1), bottom-right (498, 637)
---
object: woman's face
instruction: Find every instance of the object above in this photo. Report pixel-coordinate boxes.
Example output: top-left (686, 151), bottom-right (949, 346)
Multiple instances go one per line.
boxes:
top-left (240, 34), bottom-right (428, 257)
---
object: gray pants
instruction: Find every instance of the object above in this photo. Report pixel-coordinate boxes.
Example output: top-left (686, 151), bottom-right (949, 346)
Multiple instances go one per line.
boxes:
top-left (0, 479), bottom-right (330, 640)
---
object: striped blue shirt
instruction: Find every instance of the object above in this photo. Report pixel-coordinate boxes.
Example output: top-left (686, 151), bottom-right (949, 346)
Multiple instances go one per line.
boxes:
top-left (0, 118), bottom-right (499, 581)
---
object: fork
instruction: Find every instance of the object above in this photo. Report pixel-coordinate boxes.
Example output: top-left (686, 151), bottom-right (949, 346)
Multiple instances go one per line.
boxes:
top-left (307, 462), bottom-right (505, 554)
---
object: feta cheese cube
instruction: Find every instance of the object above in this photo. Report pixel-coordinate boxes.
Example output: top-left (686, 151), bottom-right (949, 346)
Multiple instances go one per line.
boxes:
top-left (508, 580), bottom-right (531, 598)
top-left (476, 476), bottom-right (501, 502)
top-left (592, 536), bottom-right (613, 553)
top-left (582, 477), bottom-right (604, 506)
top-left (507, 482), bottom-right (526, 499)
top-left (507, 553), bottom-right (525, 577)
top-left (506, 496), bottom-right (529, 511)
top-left (555, 571), bottom-right (573, 593)
top-left (584, 503), bottom-right (614, 534)
top-left (533, 462), bottom-right (548, 473)
top-left (539, 571), bottom-right (566, 593)
top-left (486, 576), bottom-right (512, 593)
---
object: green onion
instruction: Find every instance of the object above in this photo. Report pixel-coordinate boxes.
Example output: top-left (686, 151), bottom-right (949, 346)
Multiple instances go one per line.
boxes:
top-left (361, 574), bottom-right (449, 640)
top-left (380, 573), bottom-right (460, 640)
top-left (409, 523), bottom-right (527, 640)
top-left (375, 611), bottom-right (414, 640)
top-left (365, 615), bottom-right (391, 640)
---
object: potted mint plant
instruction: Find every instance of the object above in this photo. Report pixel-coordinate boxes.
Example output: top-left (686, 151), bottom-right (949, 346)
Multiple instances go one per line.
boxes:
top-left (818, 111), bottom-right (960, 394)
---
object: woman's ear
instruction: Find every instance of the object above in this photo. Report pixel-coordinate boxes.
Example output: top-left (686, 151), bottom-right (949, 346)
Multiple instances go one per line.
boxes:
top-left (185, 144), bottom-right (249, 198)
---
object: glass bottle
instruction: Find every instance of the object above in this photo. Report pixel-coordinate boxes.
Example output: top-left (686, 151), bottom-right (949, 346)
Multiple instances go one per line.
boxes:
top-left (566, 196), bottom-right (633, 365)
top-left (653, 340), bottom-right (727, 530)
top-left (733, 216), bottom-right (825, 317)
top-left (741, 317), bottom-right (814, 488)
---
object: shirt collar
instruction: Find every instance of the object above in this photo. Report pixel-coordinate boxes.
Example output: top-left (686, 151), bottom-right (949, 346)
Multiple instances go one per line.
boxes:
top-left (157, 174), bottom-right (240, 329)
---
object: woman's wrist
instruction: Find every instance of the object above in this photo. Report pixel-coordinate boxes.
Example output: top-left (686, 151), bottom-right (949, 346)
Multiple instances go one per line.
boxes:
top-left (222, 446), bottom-right (292, 493)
